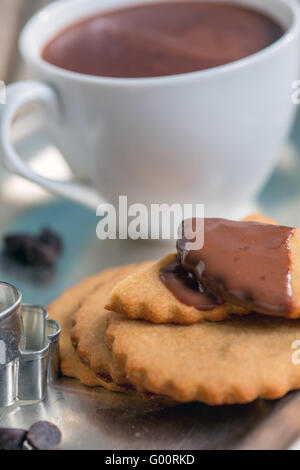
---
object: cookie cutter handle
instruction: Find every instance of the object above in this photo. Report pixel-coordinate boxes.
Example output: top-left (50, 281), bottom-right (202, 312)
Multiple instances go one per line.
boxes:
top-left (18, 305), bottom-right (61, 402)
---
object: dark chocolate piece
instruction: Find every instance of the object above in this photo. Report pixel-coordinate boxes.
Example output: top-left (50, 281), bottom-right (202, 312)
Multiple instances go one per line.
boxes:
top-left (177, 218), bottom-right (294, 314)
top-left (0, 428), bottom-right (27, 450)
top-left (3, 228), bottom-right (62, 267)
top-left (27, 421), bottom-right (62, 451)
top-left (38, 228), bottom-right (63, 255)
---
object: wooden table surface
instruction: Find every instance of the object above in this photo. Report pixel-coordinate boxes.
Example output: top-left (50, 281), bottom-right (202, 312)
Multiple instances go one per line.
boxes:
top-left (0, 0), bottom-right (51, 84)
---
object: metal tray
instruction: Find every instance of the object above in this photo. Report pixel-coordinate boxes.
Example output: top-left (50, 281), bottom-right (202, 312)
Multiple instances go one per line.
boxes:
top-left (1, 113), bottom-right (300, 450)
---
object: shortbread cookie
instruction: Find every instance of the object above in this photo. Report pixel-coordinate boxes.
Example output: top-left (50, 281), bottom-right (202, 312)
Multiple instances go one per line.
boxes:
top-left (106, 254), bottom-right (247, 324)
top-left (71, 263), bottom-right (152, 385)
top-left (48, 271), bottom-right (123, 391)
top-left (106, 312), bottom-right (300, 404)
top-left (242, 212), bottom-right (277, 225)
top-left (106, 213), bottom-right (277, 324)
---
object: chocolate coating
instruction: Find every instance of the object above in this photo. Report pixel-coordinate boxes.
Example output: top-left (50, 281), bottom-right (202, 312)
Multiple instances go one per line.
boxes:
top-left (160, 255), bottom-right (221, 310)
top-left (177, 218), bottom-right (294, 314)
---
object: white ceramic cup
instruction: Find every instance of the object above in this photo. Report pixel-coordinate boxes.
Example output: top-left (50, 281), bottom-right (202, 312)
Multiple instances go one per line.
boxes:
top-left (0, 0), bottom-right (300, 216)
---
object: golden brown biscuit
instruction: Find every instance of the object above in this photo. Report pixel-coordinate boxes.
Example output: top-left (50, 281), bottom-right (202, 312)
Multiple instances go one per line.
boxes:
top-left (106, 312), bottom-right (300, 405)
top-left (48, 270), bottom-right (122, 391)
top-left (71, 263), bottom-right (152, 385)
top-left (242, 212), bottom-right (278, 225)
top-left (106, 213), bottom-right (277, 324)
top-left (106, 254), bottom-right (247, 324)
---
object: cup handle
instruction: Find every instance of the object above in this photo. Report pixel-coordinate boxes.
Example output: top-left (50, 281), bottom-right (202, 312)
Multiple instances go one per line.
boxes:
top-left (0, 81), bottom-right (103, 209)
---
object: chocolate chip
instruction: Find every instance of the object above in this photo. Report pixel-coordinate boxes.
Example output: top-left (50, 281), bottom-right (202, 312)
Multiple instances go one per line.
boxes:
top-left (27, 421), bottom-right (61, 450)
top-left (0, 428), bottom-right (27, 450)
top-left (39, 228), bottom-right (63, 255)
top-left (4, 235), bottom-right (34, 262)
top-left (3, 228), bottom-right (63, 267)
top-left (26, 241), bottom-right (58, 266)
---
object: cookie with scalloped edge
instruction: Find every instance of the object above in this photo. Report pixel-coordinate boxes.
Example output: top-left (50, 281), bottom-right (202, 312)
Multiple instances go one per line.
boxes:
top-left (106, 312), bottom-right (300, 404)
top-left (105, 213), bottom-right (277, 324)
top-left (48, 269), bottom-right (123, 391)
top-left (107, 254), bottom-right (248, 324)
top-left (71, 262), bottom-right (152, 385)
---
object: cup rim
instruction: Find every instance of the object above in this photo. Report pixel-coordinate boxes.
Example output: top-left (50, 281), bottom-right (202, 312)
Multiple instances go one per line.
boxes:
top-left (0, 281), bottom-right (22, 321)
top-left (19, 0), bottom-right (300, 87)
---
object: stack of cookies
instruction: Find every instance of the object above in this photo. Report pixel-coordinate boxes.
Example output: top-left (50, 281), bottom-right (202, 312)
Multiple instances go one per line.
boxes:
top-left (49, 213), bottom-right (300, 405)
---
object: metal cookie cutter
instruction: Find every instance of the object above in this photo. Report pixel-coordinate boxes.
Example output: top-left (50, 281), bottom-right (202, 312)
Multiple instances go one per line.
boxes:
top-left (0, 282), bottom-right (61, 407)
top-left (18, 305), bottom-right (61, 402)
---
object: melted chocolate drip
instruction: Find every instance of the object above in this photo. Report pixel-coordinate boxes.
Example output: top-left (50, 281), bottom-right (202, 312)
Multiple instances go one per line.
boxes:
top-left (160, 256), bottom-right (221, 310)
top-left (177, 218), bottom-right (295, 314)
